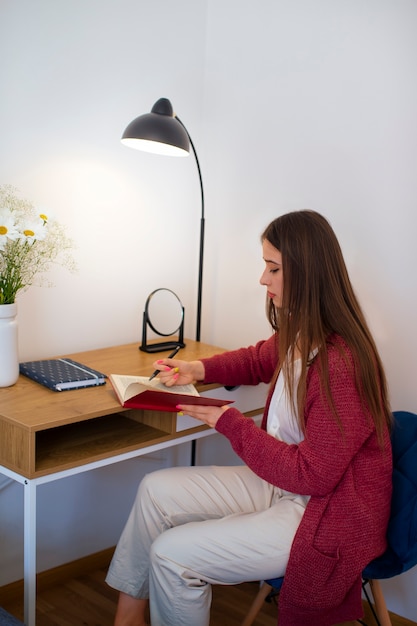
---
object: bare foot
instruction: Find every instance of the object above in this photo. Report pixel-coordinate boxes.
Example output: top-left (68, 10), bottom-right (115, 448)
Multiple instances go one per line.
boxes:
top-left (114, 592), bottom-right (149, 626)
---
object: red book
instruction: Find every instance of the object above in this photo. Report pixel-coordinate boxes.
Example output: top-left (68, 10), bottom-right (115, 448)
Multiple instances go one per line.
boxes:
top-left (109, 374), bottom-right (233, 413)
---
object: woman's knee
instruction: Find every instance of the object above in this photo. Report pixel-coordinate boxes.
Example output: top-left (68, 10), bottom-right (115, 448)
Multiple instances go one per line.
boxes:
top-left (138, 468), bottom-right (173, 503)
top-left (150, 523), bottom-right (198, 574)
top-left (150, 525), bottom-right (180, 558)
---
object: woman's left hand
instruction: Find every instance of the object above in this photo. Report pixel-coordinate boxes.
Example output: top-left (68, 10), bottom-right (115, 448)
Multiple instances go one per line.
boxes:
top-left (176, 403), bottom-right (229, 428)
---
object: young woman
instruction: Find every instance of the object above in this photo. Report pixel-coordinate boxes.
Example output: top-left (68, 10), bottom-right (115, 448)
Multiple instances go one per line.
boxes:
top-left (106, 210), bottom-right (393, 626)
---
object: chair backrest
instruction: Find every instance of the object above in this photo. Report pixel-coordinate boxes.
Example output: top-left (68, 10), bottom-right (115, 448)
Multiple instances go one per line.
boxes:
top-left (363, 410), bottom-right (417, 579)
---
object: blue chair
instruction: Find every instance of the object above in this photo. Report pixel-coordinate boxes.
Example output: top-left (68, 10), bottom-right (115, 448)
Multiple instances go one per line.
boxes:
top-left (241, 411), bottom-right (417, 626)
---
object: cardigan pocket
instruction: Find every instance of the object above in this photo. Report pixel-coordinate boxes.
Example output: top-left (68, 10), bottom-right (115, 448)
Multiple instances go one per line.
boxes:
top-left (283, 542), bottom-right (343, 610)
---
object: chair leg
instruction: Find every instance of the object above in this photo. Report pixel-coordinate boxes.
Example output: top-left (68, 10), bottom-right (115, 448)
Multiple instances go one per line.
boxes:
top-left (241, 582), bottom-right (274, 626)
top-left (368, 579), bottom-right (392, 626)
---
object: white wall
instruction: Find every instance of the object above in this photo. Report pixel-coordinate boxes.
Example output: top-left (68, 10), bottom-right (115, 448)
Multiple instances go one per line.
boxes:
top-left (1, 0), bottom-right (417, 620)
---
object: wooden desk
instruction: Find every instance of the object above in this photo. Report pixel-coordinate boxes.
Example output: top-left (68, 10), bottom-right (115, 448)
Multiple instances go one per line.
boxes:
top-left (0, 340), bottom-right (243, 626)
top-left (0, 340), bottom-right (227, 480)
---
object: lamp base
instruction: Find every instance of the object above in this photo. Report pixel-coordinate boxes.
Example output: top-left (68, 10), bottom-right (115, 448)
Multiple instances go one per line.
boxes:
top-left (139, 341), bottom-right (186, 354)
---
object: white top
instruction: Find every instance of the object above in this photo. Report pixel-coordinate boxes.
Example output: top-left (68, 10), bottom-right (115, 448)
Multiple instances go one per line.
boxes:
top-left (267, 348), bottom-right (318, 444)
top-left (267, 357), bottom-right (304, 444)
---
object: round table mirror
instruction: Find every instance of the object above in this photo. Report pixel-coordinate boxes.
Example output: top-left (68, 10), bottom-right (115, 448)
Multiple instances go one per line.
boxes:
top-left (146, 288), bottom-right (184, 336)
top-left (140, 288), bottom-right (185, 353)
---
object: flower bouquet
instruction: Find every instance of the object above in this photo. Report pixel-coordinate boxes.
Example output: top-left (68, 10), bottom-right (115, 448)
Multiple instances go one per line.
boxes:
top-left (0, 185), bottom-right (75, 304)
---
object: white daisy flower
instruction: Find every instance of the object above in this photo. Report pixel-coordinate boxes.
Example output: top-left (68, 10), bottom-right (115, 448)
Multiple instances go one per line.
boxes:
top-left (18, 218), bottom-right (47, 244)
top-left (0, 209), bottom-right (20, 250)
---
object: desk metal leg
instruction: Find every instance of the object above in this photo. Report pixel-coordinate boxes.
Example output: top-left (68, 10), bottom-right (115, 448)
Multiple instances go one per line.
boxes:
top-left (24, 479), bottom-right (37, 626)
top-left (190, 439), bottom-right (197, 466)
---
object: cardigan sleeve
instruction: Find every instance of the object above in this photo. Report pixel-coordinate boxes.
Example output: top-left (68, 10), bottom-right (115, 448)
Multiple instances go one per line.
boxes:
top-left (216, 341), bottom-right (379, 497)
top-left (201, 335), bottom-right (278, 388)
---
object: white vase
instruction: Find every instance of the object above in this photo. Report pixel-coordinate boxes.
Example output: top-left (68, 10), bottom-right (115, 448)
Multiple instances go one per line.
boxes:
top-left (0, 302), bottom-right (19, 387)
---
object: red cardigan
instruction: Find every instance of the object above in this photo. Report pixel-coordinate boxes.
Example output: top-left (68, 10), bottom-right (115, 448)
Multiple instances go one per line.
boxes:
top-left (202, 335), bottom-right (392, 625)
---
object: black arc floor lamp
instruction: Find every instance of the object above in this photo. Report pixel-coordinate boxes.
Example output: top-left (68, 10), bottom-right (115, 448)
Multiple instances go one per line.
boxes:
top-left (121, 97), bottom-right (205, 343)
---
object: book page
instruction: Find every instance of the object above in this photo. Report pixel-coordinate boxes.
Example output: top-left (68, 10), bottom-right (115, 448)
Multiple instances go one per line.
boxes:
top-left (111, 374), bottom-right (200, 402)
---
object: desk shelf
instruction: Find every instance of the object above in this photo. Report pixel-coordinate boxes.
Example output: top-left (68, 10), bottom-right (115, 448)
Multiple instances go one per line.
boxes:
top-left (35, 411), bottom-right (174, 474)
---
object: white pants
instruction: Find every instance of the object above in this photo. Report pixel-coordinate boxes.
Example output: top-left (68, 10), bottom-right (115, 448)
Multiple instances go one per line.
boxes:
top-left (106, 465), bottom-right (308, 626)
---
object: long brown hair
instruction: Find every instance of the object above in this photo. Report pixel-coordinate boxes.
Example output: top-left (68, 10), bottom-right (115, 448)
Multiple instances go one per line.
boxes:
top-left (262, 210), bottom-right (392, 442)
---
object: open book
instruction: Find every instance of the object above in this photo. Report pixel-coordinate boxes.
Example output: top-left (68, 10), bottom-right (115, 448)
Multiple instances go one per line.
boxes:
top-left (109, 374), bottom-right (233, 412)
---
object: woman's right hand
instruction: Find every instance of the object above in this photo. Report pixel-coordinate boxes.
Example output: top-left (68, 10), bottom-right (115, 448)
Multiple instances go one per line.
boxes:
top-left (152, 358), bottom-right (205, 387)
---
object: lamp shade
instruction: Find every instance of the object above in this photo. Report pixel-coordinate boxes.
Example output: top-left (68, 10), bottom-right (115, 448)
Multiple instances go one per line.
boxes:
top-left (121, 98), bottom-right (190, 157)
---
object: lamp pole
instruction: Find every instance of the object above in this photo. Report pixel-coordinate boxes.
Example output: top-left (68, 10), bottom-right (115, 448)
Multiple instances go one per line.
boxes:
top-left (176, 116), bottom-right (205, 342)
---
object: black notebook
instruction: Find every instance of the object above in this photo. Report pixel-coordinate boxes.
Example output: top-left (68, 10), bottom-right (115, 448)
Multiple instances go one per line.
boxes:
top-left (19, 358), bottom-right (107, 392)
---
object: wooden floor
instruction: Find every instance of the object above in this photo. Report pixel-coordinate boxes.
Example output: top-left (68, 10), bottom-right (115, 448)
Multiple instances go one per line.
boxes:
top-left (1, 564), bottom-right (416, 626)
